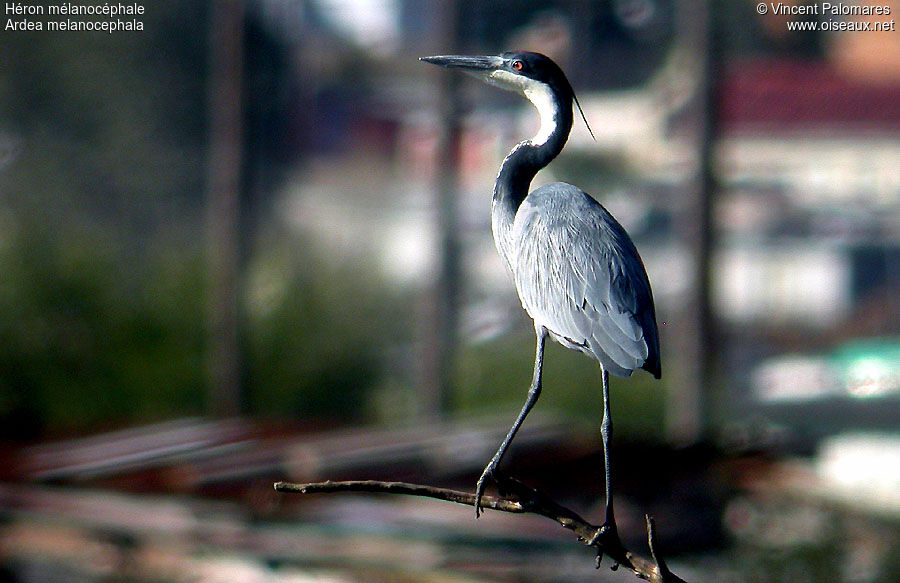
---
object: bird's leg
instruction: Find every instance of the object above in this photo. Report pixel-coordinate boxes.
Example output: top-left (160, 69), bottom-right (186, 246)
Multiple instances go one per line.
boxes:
top-left (589, 367), bottom-right (625, 564)
top-left (475, 326), bottom-right (547, 518)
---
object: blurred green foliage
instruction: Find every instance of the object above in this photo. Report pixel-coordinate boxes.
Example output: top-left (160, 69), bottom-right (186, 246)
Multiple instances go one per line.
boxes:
top-left (0, 3), bottom-right (210, 438)
top-left (0, 3), bottom-right (402, 438)
top-left (0, 227), bottom-right (206, 438)
top-left (244, 232), bottom-right (410, 424)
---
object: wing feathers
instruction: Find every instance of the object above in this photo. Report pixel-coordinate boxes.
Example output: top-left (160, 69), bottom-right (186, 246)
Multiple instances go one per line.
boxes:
top-left (509, 183), bottom-right (659, 378)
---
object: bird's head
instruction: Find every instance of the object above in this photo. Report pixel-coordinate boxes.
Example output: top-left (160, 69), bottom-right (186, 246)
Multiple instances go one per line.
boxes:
top-left (421, 51), bottom-right (572, 101)
top-left (420, 51), bottom-right (593, 144)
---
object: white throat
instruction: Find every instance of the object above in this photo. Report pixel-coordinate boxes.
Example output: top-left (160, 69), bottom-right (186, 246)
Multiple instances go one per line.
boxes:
top-left (523, 83), bottom-right (558, 147)
top-left (488, 70), bottom-right (559, 147)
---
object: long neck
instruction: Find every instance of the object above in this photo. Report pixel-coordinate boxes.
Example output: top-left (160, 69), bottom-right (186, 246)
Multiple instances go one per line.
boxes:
top-left (492, 88), bottom-right (572, 262)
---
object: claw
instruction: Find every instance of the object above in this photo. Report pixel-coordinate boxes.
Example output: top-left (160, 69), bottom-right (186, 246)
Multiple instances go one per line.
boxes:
top-left (587, 522), bottom-right (614, 546)
top-left (474, 467), bottom-right (493, 518)
top-left (587, 521), bottom-right (625, 569)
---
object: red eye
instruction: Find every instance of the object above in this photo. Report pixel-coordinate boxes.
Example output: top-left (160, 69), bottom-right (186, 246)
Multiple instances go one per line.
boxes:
top-left (512, 60), bottom-right (524, 71)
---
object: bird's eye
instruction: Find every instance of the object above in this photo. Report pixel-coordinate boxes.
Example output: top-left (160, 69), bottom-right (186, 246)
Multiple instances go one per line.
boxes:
top-left (512, 60), bottom-right (524, 71)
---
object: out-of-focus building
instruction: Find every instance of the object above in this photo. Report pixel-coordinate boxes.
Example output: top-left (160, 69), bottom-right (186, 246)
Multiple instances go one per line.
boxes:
top-left (714, 59), bottom-right (900, 328)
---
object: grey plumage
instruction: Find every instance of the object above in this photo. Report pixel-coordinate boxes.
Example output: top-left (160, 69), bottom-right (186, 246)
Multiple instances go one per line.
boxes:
top-left (506, 182), bottom-right (660, 379)
top-left (421, 51), bottom-right (660, 539)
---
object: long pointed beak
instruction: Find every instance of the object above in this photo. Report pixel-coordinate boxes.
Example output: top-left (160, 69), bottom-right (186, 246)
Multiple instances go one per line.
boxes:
top-left (420, 55), bottom-right (503, 72)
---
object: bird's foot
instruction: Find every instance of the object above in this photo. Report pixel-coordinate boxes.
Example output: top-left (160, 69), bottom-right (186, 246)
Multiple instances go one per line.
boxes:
top-left (588, 522), bottom-right (624, 570)
top-left (474, 466), bottom-right (496, 518)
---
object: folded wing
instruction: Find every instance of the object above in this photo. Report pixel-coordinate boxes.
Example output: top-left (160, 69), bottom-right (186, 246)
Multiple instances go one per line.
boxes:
top-left (510, 182), bottom-right (661, 379)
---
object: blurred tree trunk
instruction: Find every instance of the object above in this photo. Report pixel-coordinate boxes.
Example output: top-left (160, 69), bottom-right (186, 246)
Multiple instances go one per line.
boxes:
top-left (665, 0), bottom-right (721, 445)
top-left (205, 0), bottom-right (245, 417)
top-left (418, 0), bottom-right (463, 422)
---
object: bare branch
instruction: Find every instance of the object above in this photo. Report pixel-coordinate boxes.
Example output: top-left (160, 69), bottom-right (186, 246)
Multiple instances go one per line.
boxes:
top-left (274, 479), bottom-right (525, 512)
top-left (646, 514), bottom-right (676, 583)
top-left (274, 478), bottom-right (686, 583)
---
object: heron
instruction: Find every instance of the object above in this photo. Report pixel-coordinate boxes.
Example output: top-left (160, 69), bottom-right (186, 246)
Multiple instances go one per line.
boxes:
top-left (420, 51), bottom-right (661, 548)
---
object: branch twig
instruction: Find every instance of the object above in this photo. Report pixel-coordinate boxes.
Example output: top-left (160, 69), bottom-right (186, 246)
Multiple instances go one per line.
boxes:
top-left (274, 478), bottom-right (685, 582)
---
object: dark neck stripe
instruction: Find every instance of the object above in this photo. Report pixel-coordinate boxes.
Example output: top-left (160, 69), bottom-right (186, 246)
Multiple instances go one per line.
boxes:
top-left (492, 96), bottom-right (573, 215)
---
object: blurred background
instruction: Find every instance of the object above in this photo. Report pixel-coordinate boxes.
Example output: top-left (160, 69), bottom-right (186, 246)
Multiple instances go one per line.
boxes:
top-left (0, 0), bottom-right (898, 581)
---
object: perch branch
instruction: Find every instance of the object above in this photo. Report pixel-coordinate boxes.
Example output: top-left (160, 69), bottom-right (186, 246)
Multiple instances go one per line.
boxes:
top-left (274, 478), bottom-right (685, 583)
